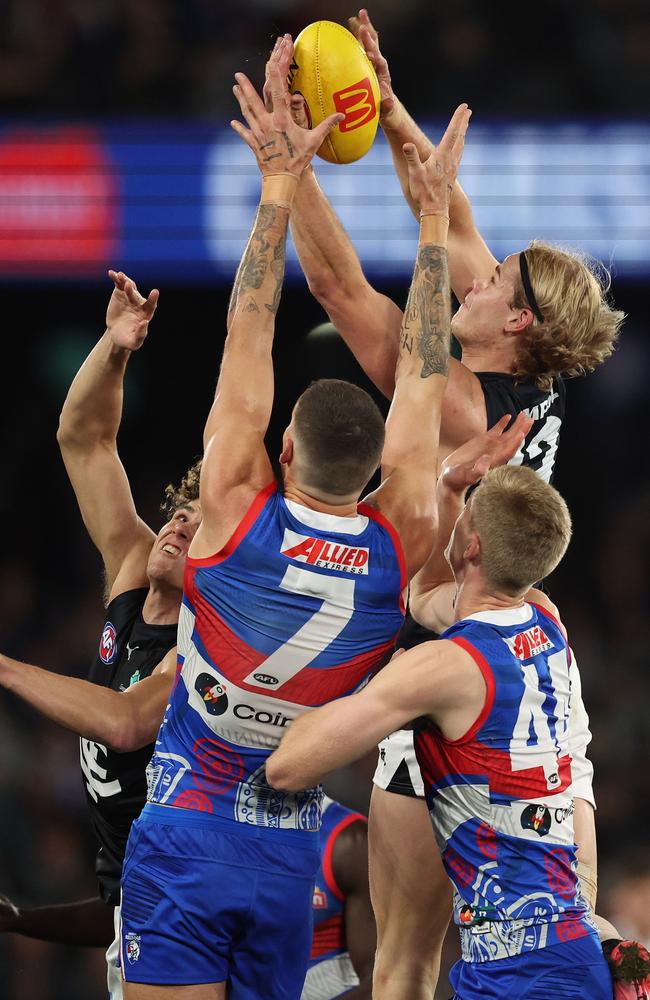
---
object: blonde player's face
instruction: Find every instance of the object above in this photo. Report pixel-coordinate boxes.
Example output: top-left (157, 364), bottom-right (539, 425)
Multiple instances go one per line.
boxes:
top-left (451, 254), bottom-right (521, 345)
top-left (147, 501), bottom-right (202, 591)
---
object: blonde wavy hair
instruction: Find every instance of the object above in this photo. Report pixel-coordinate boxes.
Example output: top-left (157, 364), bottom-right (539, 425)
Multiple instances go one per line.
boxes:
top-left (161, 458), bottom-right (202, 519)
top-left (471, 465), bottom-right (572, 595)
top-left (512, 241), bottom-right (625, 391)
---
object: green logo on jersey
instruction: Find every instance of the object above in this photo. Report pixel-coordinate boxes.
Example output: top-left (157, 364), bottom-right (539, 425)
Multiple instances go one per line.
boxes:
top-left (129, 669), bottom-right (141, 687)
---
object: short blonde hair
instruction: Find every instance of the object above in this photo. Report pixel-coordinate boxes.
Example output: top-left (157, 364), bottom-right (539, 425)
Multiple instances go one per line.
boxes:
top-left (513, 241), bottom-right (625, 391)
top-left (470, 466), bottom-right (572, 594)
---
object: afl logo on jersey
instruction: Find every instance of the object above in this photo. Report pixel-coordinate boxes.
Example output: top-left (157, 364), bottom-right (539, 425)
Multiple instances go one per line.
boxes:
top-left (99, 622), bottom-right (117, 664)
top-left (195, 673), bottom-right (229, 716)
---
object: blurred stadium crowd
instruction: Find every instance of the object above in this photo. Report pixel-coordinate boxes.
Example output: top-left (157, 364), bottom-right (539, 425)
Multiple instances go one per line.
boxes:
top-left (0, 0), bottom-right (649, 997)
top-left (0, 0), bottom-right (648, 118)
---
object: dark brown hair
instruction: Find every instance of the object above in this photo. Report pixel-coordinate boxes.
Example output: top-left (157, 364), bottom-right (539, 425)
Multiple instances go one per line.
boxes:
top-left (161, 458), bottom-right (202, 520)
top-left (293, 380), bottom-right (384, 497)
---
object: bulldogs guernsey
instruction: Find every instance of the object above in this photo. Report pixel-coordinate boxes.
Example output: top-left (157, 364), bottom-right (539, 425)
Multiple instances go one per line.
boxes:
top-left (146, 483), bottom-right (405, 834)
top-left (414, 602), bottom-right (597, 968)
top-left (302, 797), bottom-right (365, 1000)
top-left (82, 588), bottom-right (177, 904)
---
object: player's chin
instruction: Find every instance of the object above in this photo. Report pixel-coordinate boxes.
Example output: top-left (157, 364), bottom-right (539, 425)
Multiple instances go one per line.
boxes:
top-left (147, 554), bottom-right (185, 592)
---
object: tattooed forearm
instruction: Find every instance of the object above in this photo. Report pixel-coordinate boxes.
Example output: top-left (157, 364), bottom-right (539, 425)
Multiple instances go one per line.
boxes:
top-left (400, 244), bottom-right (450, 378)
top-left (228, 203), bottom-right (289, 322)
top-left (266, 235), bottom-right (287, 315)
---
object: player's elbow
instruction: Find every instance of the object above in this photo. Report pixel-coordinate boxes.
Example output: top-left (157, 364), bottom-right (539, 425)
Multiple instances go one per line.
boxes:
top-left (265, 751), bottom-right (307, 793)
top-left (106, 713), bottom-right (147, 754)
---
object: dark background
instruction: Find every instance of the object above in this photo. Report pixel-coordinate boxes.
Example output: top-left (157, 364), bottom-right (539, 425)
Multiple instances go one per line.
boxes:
top-left (1, 0), bottom-right (649, 997)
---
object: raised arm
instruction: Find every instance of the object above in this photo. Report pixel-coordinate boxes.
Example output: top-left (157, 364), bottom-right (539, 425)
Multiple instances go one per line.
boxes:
top-left (190, 48), bottom-right (342, 558)
top-left (350, 9), bottom-right (498, 302)
top-left (364, 105), bottom-right (471, 577)
top-left (57, 271), bottom-right (159, 599)
top-left (0, 647), bottom-right (176, 752)
top-left (410, 413), bottom-right (532, 631)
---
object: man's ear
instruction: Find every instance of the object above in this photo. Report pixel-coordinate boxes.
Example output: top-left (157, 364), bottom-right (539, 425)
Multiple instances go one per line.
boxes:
top-left (279, 436), bottom-right (294, 466)
top-left (505, 307), bottom-right (535, 336)
top-left (465, 531), bottom-right (481, 564)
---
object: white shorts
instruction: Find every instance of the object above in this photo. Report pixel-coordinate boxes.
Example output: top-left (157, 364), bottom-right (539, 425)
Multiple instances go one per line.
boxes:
top-left (107, 904), bottom-right (122, 1000)
top-left (373, 729), bottom-right (425, 798)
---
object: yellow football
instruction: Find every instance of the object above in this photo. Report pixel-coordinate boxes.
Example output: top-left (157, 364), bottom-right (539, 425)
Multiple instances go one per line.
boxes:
top-left (289, 21), bottom-right (381, 164)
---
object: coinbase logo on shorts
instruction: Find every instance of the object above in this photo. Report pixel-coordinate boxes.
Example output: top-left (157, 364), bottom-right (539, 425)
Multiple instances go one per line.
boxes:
top-left (195, 673), bottom-right (229, 716)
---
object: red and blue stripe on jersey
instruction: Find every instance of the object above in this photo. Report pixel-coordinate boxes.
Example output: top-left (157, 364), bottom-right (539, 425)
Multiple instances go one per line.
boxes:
top-left (415, 603), bottom-right (594, 963)
top-left (147, 484), bottom-right (405, 834)
top-left (309, 798), bottom-right (365, 966)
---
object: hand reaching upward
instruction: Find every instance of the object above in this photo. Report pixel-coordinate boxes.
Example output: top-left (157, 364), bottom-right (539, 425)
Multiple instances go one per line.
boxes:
top-left (348, 9), bottom-right (396, 120)
top-left (403, 103), bottom-right (471, 216)
top-left (105, 270), bottom-right (159, 351)
top-left (231, 38), bottom-right (343, 178)
top-left (441, 413), bottom-right (533, 494)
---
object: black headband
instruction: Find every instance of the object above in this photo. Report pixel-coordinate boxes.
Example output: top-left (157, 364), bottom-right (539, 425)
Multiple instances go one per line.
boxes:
top-left (519, 251), bottom-right (544, 324)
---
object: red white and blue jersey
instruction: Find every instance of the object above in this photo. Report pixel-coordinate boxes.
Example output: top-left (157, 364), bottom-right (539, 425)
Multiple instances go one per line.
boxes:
top-left (302, 797), bottom-right (365, 999)
top-left (147, 484), bottom-right (405, 835)
top-left (414, 603), bottom-right (595, 964)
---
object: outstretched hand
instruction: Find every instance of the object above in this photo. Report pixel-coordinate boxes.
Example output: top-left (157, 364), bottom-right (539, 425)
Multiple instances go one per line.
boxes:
top-left (403, 103), bottom-right (471, 215)
top-left (232, 37), bottom-right (343, 178)
top-left (441, 413), bottom-right (533, 494)
top-left (105, 270), bottom-right (159, 351)
top-left (348, 9), bottom-right (396, 121)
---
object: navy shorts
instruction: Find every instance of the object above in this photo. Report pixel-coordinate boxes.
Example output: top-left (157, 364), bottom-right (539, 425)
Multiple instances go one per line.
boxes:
top-left (120, 803), bottom-right (320, 998)
top-left (449, 933), bottom-right (612, 999)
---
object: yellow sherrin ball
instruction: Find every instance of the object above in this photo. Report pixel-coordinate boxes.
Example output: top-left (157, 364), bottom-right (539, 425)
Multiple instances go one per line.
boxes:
top-left (289, 20), bottom-right (381, 164)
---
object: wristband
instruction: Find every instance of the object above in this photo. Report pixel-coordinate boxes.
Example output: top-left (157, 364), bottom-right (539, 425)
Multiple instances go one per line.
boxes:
top-left (261, 173), bottom-right (299, 208)
top-left (419, 213), bottom-right (449, 246)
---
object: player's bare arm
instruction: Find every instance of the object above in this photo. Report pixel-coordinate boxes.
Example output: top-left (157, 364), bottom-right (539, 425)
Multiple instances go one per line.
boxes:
top-left (334, 821), bottom-right (376, 998)
top-left (363, 104), bottom-right (470, 577)
top-left (0, 646), bottom-right (176, 752)
top-left (349, 8), bottom-right (498, 302)
top-left (410, 413), bottom-right (532, 631)
top-left (190, 45), bottom-right (343, 558)
top-left (56, 270), bottom-right (160, 600)
top-left (0, 894), bottom-right (114, 947)
top-left (262, 35), bottom-right (406, 400)
top-left (266, 639), bottom-right (483, 792)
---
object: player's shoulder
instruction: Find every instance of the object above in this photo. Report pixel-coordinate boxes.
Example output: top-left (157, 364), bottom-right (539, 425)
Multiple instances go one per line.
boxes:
top-left (475, 371), bottom-right (565, 422)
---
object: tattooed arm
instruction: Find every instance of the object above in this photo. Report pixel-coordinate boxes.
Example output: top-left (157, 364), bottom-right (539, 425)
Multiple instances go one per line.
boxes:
top-left (363, 105), bottom-right (471, 578)
top-left (190, 42), bottom-right (342, 556)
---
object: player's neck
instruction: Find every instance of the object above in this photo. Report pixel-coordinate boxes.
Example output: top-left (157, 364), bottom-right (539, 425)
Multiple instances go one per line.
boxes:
top-left (459, 341), bottom-right (516, 375)
top-left (454, 575), bottom-right (526, 621)
top-left (141, 582), bottom-right (182, 625)
top-left (283, 484), bottom-right (359, 518)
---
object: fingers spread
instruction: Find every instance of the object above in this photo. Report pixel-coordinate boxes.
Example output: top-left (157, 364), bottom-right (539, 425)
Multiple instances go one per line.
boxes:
top-left (312, 112), bottom-right (343, 146)
top-left (438, 103), bottom-right (471, 156)
top-left (230, 119), bottom-right (256, 152)
top-left (234, 72), bottom-right (266, 122)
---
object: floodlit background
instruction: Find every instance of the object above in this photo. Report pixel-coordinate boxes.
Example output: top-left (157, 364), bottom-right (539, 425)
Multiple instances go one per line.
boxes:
top-left (1, 0), bottom-right (649, 996)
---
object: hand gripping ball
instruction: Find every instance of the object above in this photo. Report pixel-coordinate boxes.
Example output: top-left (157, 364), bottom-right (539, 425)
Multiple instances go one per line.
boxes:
top-left (288, 20), bottom-right (381, 164)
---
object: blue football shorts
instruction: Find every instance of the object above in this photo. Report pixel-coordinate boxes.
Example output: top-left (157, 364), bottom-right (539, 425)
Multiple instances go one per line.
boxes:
top-left (120, 803), bottom-right (320, 998)
top-left (449, 932), bottom-right (612, 999)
